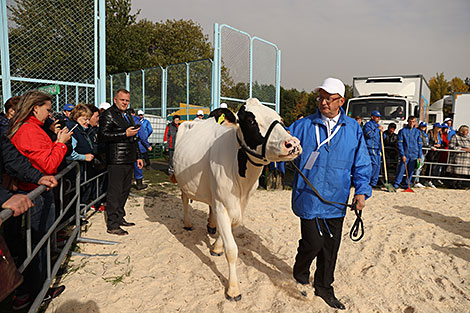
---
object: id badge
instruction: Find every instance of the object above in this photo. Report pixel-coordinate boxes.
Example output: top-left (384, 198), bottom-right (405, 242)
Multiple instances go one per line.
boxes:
top-left (304, 151), bottom-right (320, 170)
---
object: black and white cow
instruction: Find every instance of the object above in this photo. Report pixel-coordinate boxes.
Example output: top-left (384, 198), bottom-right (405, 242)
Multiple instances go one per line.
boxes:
top-left (173, 98), bottom-right (302, 300)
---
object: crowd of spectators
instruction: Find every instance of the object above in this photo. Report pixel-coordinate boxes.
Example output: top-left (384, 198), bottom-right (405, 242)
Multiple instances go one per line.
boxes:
top-left (358, 113), bottom-right (470, 190)
top-left (0, 88), bottom-right (154, 310)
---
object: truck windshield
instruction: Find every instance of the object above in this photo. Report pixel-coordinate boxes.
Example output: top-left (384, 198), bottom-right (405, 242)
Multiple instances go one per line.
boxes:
top-left (347, 98), bottom-right (407, 120)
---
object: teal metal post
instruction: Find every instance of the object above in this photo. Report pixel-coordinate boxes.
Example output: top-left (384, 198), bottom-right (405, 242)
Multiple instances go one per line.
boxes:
top-left (94, 0), bottom-right (98, 106)
top-left (0, 0), bottom-right (12, 103)
top-left (109, 75), bottom-right (113, 100)
top-left (249, 37), bottom-right (253, 99)
top-left (142, 69), bottom-right (145, 112)
top-left (276, 50), bottom-right (281, 113)
top-left (186, 63), bottom-right (189, 121)
top-left (125, 73), bottom-right (130, 91)
top-left (161, 67), bottom-right (167, 119)
top-left (98, 0), bottom-right (106, 105)
top-left (213, 23), bottom-right (220, 108)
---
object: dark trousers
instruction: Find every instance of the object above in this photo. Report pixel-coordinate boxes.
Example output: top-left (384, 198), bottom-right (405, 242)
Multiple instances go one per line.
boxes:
top-left (293, 217), bottom-right (344, 294)
top-left (106, 164), bottom-right (133, 230)
top-left (142, 151), bottom-right (151, 167)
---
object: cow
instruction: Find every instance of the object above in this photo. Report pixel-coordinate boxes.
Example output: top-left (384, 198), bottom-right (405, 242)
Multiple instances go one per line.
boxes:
top-left (173, 98), bottom-right (302, 301)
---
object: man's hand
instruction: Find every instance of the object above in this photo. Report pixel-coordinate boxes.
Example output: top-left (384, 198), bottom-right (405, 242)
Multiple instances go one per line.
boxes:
top-left (353, 194), bottom-right (366, 211)
top-left (85, 154), bottom-right (95, 162)
top-left (38, 175), bottom-right (58, 190)
top-left (148, 146), bottom-right (153, 152)
top-left (378, 125), bottom-right (383, 131)
top-left (402, 156), bottom-right (407, 162)
top-left (126, 126), bottom-right (139, 137)
top-left (1, 194), bottom-right (34, 216)
top-left (137, 159), bottom-right (144, 169)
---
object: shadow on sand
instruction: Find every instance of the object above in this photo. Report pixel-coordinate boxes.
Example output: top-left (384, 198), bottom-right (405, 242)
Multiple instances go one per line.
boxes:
top-left (142, 189), bottom-right (303, 300)
top-left (394, 205), bottom-right (470, 262)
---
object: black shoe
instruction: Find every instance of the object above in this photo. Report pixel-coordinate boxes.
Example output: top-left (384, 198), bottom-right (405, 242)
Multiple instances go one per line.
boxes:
top-left (42, 285), bottom-right (65, 303)
top-left (120, 220), bottom-right (135, 227)
top-left (135, 179), bottom-right (148, 190)
top-left (107, 227), bottom-right (129, 235)
top-left (314, 290), bottom-right (346, 310)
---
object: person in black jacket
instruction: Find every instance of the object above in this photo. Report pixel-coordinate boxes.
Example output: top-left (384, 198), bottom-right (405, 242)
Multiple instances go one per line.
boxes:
top-left (98, 89), bottom-right (142, 235)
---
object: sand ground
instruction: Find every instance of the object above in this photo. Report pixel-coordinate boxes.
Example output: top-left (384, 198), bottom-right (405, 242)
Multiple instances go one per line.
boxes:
top-left (45, 186), bottom-right (470, 313)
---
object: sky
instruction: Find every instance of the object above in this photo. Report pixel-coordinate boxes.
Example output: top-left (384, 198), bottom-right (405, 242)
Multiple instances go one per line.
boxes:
top-left (132, 0), bottom-right (470, 91)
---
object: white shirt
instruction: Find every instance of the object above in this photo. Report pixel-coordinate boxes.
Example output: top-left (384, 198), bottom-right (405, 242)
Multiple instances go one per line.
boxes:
top-left (321, 113), bottom-right (340, 137)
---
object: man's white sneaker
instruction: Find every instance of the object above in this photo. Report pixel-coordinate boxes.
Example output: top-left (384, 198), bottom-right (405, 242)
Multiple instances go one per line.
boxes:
top-left (414, 182), bottom-right (425, 188)
top-left (426, 181), bottom-right (437, 188)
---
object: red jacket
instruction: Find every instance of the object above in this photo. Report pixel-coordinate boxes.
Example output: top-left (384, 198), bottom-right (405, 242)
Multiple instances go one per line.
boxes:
top-left (11, 116), bottom-right (67, 190)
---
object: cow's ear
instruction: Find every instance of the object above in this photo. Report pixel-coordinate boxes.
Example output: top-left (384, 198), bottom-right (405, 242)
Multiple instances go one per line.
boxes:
top-left (237, 104), bottom-right (246, 122)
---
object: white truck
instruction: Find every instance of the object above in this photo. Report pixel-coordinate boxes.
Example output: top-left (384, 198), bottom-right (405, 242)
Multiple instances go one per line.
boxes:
top-left (428, 92), bottom-right (470, 128)
top-left (346, 75), bottom-right (431, 129)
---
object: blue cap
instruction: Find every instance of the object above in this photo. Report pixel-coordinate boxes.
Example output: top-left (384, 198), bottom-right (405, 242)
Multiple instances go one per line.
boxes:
top-left (63, 103), bottom-right (75, 111)
top-left (371, 110), bottom-right (381, 117)
top-left (433, 123), bottom-right (442, 128)
top-left (440, 123), bottom-right (449, 129)
top-left (419, 122), bottom-right (427, 127)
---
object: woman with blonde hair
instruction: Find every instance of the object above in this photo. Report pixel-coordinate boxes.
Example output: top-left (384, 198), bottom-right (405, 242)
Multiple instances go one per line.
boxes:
top-left (7, 90), bottom-right (70, 308)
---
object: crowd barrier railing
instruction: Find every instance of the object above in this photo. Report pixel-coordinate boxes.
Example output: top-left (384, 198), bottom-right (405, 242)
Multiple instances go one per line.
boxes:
top-left (0, 161), bottom-right (116, 312)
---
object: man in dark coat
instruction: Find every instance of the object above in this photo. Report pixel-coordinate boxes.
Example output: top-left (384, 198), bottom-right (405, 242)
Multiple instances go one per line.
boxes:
top-left (98, 89), bottom-right (142, 235)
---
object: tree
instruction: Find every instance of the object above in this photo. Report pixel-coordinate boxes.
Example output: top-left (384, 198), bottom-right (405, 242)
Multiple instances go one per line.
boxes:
top-left (449, 77), bottom-right (469, 93)
top-left (429, 73), bottom-right (450, 103)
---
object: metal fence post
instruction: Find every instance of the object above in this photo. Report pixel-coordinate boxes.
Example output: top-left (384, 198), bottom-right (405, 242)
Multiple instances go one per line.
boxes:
top-left (276, 49), bottom-right (281, 113)
top-left (249, 37), bottom-right (253, 99)
top-left (126, 72), bottom-right (130, 91)
top-left (0, 0), bottom-right (11, 103)
top-left (110, 74), bottom-right (113, 100)
top-left (98, 0), bottom-right (106, 105)
top-left (213, 23), bottom-right (220, 108)
top-left (142, 69), bottom-right (145, 112)
top-left (162, 67), bottom-right (167, 119)
top-left (186, 63), bottom-right (190, 121)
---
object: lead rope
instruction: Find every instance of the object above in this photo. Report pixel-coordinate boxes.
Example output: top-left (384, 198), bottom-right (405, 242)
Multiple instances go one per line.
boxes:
top-left (290, 161), bottom-right (364, 242)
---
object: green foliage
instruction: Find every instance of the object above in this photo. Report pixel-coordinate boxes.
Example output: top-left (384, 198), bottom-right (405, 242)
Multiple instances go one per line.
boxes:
top-left (8, 0), bottom-right (94, 82)
top-left (449, 77), bottom-right (469, 93)
top-left (429, 73), bottom-right (450, 103)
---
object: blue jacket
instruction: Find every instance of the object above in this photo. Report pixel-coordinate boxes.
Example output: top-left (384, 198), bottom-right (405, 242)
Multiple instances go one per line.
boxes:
top-left (133, 115), bottom-right (151, 153)
top-left (447, 126), bottom-right (456, 142)
top-left (289, 109), bottom-right (372, 220)
top-left (363, 119), bottom-right (383, 152)
top-left (397, 126), bottom-right (422, 159)
top-left (140, 118), bottom-right (153, 137)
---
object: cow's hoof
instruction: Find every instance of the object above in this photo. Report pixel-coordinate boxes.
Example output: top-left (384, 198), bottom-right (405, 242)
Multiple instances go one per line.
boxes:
top-left (210, 250), bottom-right (223, 256)
top-left (207, 225), bottom-right (217, 235)
top-left (225, 293), bottom-right (242, 301)
top-left (183, 226), bottom-right (193, 231)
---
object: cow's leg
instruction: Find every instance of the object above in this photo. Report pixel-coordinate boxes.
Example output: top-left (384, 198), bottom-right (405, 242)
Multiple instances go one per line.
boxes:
top-left (182, 193), bottom-right (192, 230)
top-left (207, 205), bottom-right (217, 234)
top-left (216, 210), bottom-right (241, 301)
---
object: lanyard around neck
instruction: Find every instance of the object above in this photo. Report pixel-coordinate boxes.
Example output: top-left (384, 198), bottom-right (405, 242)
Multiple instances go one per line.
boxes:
top-left (315, 123), bottom-right (342, 151)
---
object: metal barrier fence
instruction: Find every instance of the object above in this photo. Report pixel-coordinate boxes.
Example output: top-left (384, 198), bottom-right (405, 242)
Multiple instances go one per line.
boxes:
top-left (382, 147), bottom-right (470, 184)
top-left (0, 0), bottom-right (107, 110)
top-left (0, 161), bottom-right (115, 312)
top-left (213, 23), bottom-right (281, 112)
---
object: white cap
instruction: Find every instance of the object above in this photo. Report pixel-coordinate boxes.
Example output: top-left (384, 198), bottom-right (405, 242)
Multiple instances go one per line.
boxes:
top-left (137, 110), bottom-right (144, 115)
top-left (99, 102), bottom-right (111, 110)
top-left (444, 117), bottom-right (452, 123)
top-left (196, 110), bottom-right (204, 116)
top-left (314, 78), bottom-right (345, 97)
top-left (220, 103), bottom-right (228, 108)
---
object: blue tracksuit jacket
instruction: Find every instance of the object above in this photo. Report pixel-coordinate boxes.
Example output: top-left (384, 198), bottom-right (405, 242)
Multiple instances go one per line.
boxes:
top-left (289, 109), bottom-right (372, 220)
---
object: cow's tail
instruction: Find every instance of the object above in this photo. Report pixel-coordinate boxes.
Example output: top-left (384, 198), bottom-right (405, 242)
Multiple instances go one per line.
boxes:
top-left (169, 173), bottom-right (177, 184)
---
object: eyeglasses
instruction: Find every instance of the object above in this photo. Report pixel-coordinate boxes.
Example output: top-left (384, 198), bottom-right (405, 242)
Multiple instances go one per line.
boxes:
top-left (316, 96), bottom-right (342, 104)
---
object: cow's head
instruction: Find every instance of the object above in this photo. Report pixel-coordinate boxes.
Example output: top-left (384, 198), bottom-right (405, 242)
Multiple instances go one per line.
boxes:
top-left (237, 98), bottom-right (302, 163)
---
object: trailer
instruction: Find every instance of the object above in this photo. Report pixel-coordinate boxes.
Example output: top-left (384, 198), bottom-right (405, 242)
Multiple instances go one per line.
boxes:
top-left (346, 75), bottom-right (431, 129)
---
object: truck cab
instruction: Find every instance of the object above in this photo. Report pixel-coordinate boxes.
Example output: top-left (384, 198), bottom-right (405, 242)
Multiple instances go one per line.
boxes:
top-left (346, 75), bottom-right (430, 129)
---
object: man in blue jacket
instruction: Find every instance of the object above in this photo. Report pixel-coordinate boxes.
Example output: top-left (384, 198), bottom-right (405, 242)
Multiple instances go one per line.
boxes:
top-left (129, 109), bottom-right (151, 190)
top-left (137, 110), bottom-right (153, 169)
top-left (289, 78), bottom-right (372, 310)
top-left (363, 111), bottom-right (384, 187)
top-left (393, 116), bottom-right (422, 189)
